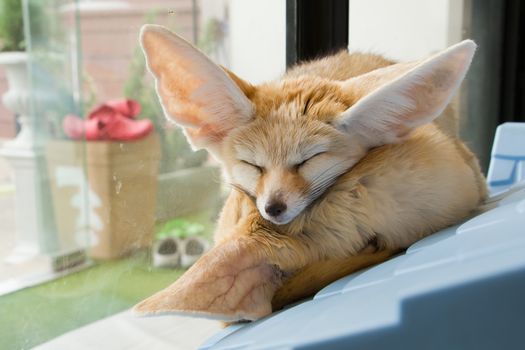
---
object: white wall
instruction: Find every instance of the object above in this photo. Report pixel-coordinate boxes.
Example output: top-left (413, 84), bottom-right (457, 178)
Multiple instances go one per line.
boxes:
top-left (213, 0), bottom-right (462, 83)
top-left (348, 0), bottom-right (462, 61)
top-left (229, 0), bottom-right (286, 84)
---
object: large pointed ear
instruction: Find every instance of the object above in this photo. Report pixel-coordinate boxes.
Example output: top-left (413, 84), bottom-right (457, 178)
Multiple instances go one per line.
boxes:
top-left (336, 40), bottom-right (476, 147)
top-left (133, 237), bottom-right (283, 322)
top-left (140, 25), bottom-right (254, 152)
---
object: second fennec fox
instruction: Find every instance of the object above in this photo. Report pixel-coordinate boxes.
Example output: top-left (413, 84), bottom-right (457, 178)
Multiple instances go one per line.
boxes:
top-left (134, 25), bottom-right (487, 322)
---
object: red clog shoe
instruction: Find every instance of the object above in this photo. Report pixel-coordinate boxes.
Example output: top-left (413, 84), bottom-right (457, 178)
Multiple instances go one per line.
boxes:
top-left (95, 113), bottom-right (153, 141)
top-left (63, 114), bottom-right (110, 140)
top-left (63, 100), bottom-right (153, 141)
top-left (89, 99), bottom-right (141, 120)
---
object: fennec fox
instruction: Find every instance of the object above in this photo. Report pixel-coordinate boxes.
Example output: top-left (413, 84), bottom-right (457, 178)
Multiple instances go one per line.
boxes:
top-left (134, 25), bottom-right (487, 322)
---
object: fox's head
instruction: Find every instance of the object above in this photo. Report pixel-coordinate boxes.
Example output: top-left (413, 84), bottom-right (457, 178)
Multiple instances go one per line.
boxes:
top-left (140, 25), bottom-right (475, 225)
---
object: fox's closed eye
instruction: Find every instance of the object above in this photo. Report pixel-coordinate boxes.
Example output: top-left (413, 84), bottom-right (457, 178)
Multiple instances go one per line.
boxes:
top-left (295, 152), bottom-right (326, 169)
top-left (240, 160), bottom-right (264, 173)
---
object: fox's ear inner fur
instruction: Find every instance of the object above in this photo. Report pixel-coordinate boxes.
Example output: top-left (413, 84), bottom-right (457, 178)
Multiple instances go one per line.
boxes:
top-left (140, 24), bottom-right (253, 153)
top-left (336, 40), bottom-right (477, 147)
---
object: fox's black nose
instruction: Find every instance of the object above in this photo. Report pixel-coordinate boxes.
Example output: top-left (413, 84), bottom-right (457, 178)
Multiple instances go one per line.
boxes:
top-left (265, 202), bottom-right (287, 217)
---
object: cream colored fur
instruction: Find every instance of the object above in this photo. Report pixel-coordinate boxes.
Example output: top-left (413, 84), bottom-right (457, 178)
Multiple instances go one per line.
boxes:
top-left (134, 25), bottom-right (487, 322)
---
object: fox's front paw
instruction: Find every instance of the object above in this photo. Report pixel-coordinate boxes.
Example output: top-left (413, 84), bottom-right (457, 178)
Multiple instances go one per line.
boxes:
top-left (134, 237), bottom-right (285, 322)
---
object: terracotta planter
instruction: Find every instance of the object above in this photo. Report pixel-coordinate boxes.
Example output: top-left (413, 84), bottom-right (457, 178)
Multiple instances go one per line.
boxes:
top-left (46, 134), bottom-right (161, 259)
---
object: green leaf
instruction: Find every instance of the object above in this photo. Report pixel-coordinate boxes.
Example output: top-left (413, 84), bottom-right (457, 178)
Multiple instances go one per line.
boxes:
top-left (156, 218), bottom-right (206, 240)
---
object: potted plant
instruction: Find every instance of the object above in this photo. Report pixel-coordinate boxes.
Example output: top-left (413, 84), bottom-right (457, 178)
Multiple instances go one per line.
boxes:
top-left (153, 218), bottom-right (210, 268)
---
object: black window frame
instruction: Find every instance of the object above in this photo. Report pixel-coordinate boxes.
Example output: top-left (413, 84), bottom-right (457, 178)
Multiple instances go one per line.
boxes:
top-left (286, 0), bottom-right (349, 67)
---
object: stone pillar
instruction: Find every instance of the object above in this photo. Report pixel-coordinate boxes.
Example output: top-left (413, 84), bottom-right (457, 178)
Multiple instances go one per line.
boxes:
top-left (0, 52), bottom-right (56, 264)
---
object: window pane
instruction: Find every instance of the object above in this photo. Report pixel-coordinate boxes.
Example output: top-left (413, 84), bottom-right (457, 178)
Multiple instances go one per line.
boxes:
top-left (0, 1), bottom-right (285, 349)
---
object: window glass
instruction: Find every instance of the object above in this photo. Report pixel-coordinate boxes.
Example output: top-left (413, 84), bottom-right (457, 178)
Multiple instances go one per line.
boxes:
top-left (0, 0), bottom-right (285, 349)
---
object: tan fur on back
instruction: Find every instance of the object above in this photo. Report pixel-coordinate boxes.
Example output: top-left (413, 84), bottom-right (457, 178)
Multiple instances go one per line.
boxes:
top-left (216, 50), bottom-right (487, 261)
top-left (209, 51), bottom-right (488, 309)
